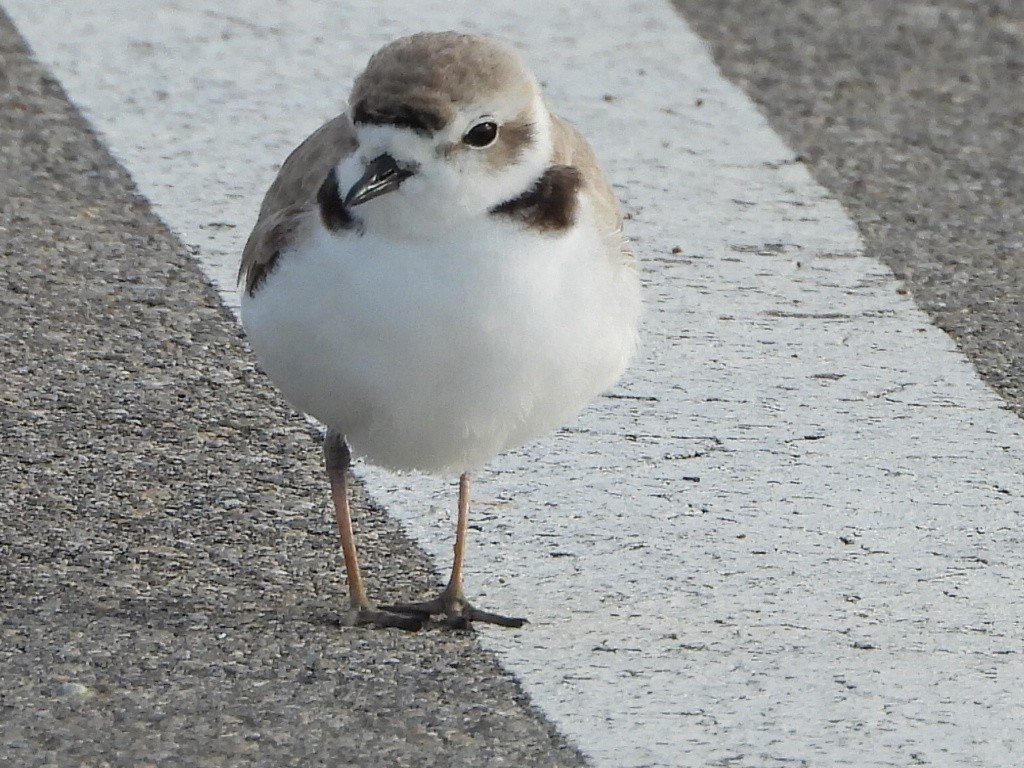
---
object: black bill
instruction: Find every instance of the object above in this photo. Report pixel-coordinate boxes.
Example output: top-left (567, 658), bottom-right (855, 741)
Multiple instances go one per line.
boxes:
top-left (343, 153), bottom-right (414, 208)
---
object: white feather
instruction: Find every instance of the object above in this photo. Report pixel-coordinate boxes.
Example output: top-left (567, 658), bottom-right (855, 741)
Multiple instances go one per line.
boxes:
top-left (241, 199), bottom-right (640, 473)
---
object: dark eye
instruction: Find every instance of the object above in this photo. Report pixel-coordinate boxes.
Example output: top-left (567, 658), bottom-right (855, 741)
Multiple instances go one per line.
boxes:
top-left (463, 121), bottom-right (499, 148)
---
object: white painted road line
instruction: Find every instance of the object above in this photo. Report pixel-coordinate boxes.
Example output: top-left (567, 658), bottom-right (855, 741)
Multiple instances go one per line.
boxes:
top-left (8, 0), bottom-right (1024, 765)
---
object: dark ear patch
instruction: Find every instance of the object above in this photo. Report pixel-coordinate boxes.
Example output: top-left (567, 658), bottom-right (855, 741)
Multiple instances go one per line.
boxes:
top-left (498, 120), bottom-right (533, 161)
top-left (317, 167), bottom-right (356, 232)
top-left (490, 165), bottom-right (583, 232)
top-left (483, 118), bottom-right (534, 170)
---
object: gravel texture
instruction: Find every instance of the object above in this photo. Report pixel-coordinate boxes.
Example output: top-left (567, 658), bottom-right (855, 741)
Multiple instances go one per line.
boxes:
top-left (0, 12), bottom-right (584, 767)
top-left (673, 0), bottom-right (1024, 413)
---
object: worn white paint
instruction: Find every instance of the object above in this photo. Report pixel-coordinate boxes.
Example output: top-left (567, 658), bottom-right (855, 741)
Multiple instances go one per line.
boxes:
top-left (7, 0), bottom-right (1023, 765)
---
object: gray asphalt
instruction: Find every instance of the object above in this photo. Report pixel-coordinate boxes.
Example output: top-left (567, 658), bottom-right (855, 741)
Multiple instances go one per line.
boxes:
top-left (672, 0), bottom-right (1024, 414)
top-left (0, 12), bottom-right (583, 767)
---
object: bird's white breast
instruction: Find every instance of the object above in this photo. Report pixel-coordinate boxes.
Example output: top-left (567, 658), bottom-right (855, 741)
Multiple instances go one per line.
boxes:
top-left (241, 206), bottom-right (640, 474)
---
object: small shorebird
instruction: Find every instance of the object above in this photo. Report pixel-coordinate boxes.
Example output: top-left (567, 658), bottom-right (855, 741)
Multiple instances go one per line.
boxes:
top-left (239, 31), bottom-right (641, 630)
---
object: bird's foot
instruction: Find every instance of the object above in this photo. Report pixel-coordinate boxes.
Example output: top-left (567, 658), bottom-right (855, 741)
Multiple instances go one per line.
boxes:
top-left (382, 587), bottom-right (527, 629)
top-left (343, 602), bottom-right (424, 632)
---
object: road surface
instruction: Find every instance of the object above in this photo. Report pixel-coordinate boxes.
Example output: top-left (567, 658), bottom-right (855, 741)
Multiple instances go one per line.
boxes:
top-left (2, 1), bottom-right (1021, 766)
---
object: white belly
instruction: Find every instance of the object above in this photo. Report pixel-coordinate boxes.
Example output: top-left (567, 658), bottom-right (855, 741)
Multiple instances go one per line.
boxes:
top-left (240, 213), bottom-right (640, 474)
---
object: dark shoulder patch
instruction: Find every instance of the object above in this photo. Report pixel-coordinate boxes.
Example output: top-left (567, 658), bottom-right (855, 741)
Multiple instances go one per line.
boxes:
top-left (351, 99), bottom-right (446, 134)
top-left (317, 167), bottom-right (355, 232)
top-left (490, 165), bottom-right (583, 232)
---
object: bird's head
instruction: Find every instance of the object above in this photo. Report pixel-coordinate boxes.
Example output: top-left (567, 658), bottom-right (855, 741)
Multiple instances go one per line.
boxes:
top-left (334, 32), bottom-right (553, 238)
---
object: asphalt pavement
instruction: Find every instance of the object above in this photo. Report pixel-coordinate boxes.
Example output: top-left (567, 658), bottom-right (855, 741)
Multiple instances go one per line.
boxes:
top-left (673, 0), bottom-right (1024, 413)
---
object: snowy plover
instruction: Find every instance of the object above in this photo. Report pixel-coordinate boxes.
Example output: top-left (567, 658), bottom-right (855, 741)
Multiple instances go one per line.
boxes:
top-left (240, 31), bottom-right (641, 630)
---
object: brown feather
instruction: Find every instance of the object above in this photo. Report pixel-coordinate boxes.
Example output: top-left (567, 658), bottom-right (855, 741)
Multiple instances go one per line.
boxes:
top-left (238, 115), bottom-right (356, 296)
top-left (350, 32), bottom-right (533, 133)
top-left (490, 166), bottom-right (582, 232)
top-left (549, 113), bottom-right (629, 256)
